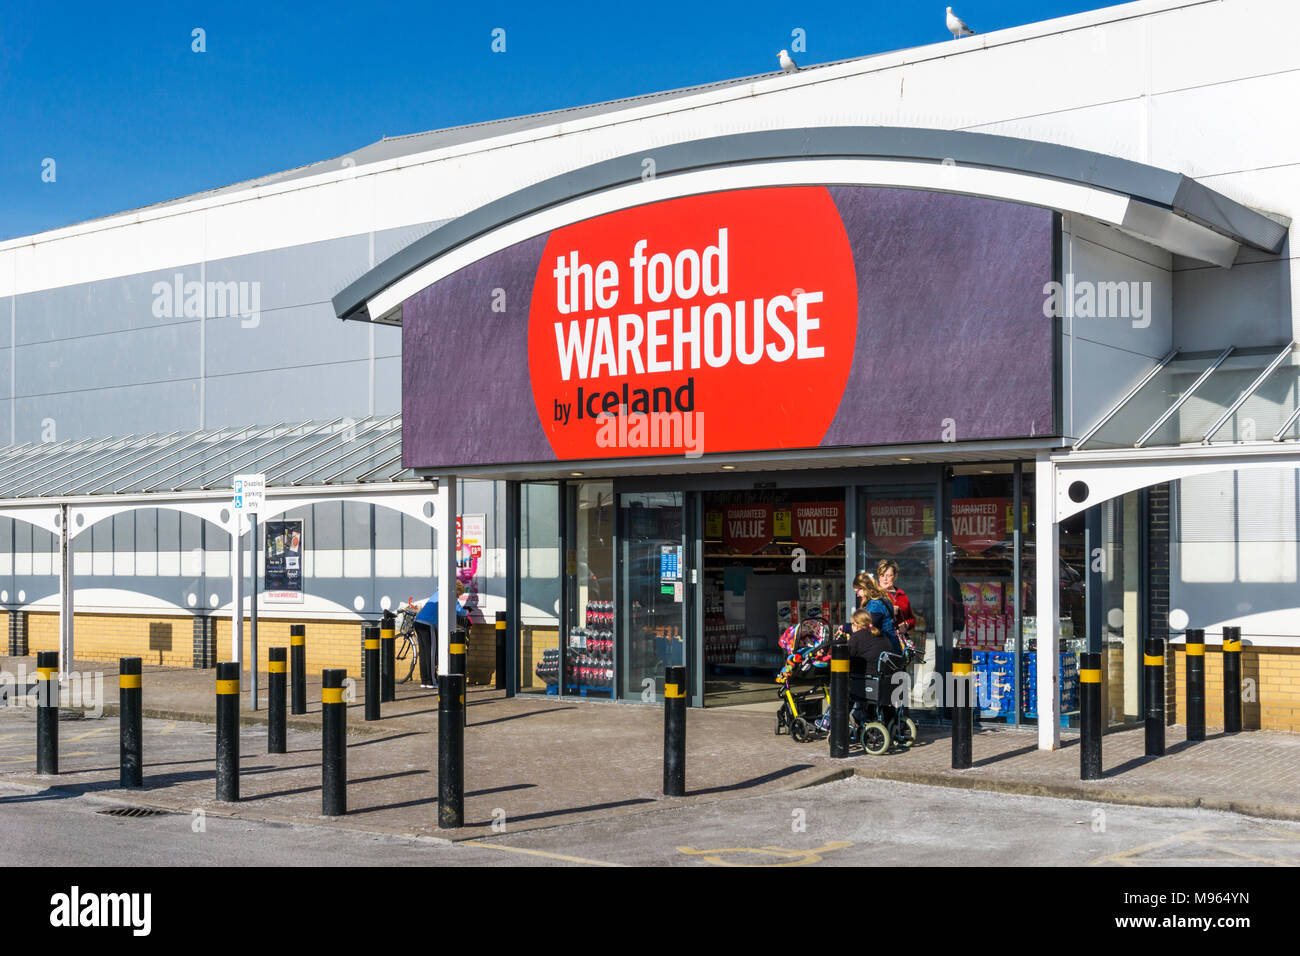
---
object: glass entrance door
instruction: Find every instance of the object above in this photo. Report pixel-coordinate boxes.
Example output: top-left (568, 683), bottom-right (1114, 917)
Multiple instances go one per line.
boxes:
top-left (618, 491), bottom-right (687, 702)
top-left (858, 481), bottom-right (942, 719)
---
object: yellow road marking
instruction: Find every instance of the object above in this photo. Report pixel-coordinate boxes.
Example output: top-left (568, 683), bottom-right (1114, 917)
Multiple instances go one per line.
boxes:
top-left (460, 840), bottom-right (623, 867)
top-left (0, 751), bottom-right (97, 764)
top-left (66, 727), bottom-right (113, 742)
top-left (1089, 826), bottom-right (1300, 866)
top-left (677, 841), bottom-right (853, 867)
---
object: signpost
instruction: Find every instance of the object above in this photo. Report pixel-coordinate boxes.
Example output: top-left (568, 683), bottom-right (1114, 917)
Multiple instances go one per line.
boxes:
top-left (233, 474), bottom-right (266, 710)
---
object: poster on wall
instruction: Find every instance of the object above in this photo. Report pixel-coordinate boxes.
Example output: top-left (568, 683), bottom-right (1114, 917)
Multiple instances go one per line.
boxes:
top-left (791, 501), bottom-right (844, 554)
top-left (951, 498), bottom-right (1007, 554)
top-left (865, 499), bottom-right (930, 555)
top-left (264, 519), bottom-right (304, 603)
top-left (457, 514), bottom-right (486, 608)
top-left (722, 503), bottom-right (773, 553)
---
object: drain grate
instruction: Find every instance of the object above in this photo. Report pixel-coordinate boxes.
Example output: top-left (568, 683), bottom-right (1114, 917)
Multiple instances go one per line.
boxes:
top-left (96, 806), bottom-right (169, 819)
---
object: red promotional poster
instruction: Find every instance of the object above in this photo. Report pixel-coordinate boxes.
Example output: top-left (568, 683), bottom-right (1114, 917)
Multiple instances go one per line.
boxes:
top-left (952, 498), bottom-right (1007, 553)
top-left (791, 501), bottom-right (844, 554)
top-left (865, 499), bottom-right (927, 555)
top-left (527, 187), bottom-right (859, 460)
top-left (723, 503), bottom-right (773, 553)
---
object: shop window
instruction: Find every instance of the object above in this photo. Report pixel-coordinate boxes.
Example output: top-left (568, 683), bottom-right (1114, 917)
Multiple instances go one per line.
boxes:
top-left (0, 517), bottom-right (11, 575)
top-left (33, 527), bottom-right (55, 577)
top-left (374, 507), bottom-right (402, 578)
top-left (1237, 469), bottom-right (1297, 584)
top-left (14, 522), bottom-right (31, 576)
top-left (206, 523), bottom-right (230, 579)
top-left (561, 481), bottom-right (614, 698)
top-left (113, 512), bottom-right (134, 577)
top-left (1177, 473), bottom-right (1235, 583)
top-left (157, 509), bottom-right (181, 577)
top-left (312, 502), bottom-right (343, 578)
top-left (343, 501), bottom-right (371, 578)
top-left (134, 509), bottom-right (157, 576)
top-left (401, 515), bottom-right (432, 578)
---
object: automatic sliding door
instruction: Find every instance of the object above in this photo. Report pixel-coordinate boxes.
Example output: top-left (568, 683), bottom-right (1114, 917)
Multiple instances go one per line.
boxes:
top-left (618, 491), bottom-right (685, 702)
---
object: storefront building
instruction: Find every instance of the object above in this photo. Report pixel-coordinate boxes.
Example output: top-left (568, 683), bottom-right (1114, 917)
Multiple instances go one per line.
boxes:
top-left (3, 0), bottom-right (1299, 748)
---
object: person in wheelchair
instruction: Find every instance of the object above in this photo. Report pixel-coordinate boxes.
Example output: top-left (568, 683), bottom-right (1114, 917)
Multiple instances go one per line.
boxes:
top-left (846, 608), bottom-right (918, 753)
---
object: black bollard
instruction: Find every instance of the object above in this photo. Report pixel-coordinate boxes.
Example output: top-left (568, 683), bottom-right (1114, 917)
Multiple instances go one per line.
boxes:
top-left (951, 647), bottom-right (973, 770)
top-left (829, 638), bottom-right (849, 758)
top-left (1223, 626), bottom-right (1242, 733)
top-left (449, 630), bottom-right (467, 727)
top-left (363, 624), bottom-right (380, 722)
top-left (1079, 652), bottom-right (1102, 780)
top-left (290, 624), bottom-right (307, 716)
top-left (495, 611), bottom-right (508, 690)
top-left (380, 610), bottom-right (396, 703)
top-left (1185, 628), bottom-right (1205, 741)
top-left (119, 657), bottom-right (143, 788)
top-left (438, 672), bottom-right (465, 828)
top-left (216, 662), bottom-right (240, 802)
top-left (321, 668), bottom-right (347, 816)
top-left (663, 664), bottom-right (686, 796)
top-left (1144, 638), bottom-right (1165, 756)
top-left (36, 650), bottom-right (58, 776)
top-left (267, 647), bottom-right (287, 754)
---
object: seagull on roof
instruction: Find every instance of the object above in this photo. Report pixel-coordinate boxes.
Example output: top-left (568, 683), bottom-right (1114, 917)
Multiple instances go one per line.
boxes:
top-left (946, 6), bottom-right (975, 38)
top-left (778, 49), bottom-right (798, 73)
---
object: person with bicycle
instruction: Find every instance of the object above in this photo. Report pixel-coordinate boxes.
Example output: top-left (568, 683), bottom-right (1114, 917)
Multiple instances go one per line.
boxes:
top-left (413, 581), bottom-right (467, 689)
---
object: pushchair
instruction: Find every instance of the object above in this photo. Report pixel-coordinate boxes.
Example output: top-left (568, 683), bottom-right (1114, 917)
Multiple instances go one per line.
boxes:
top-left (774, 618), bottom-right (834, 742)
top-left (849, 648), bottom-right (920, 755)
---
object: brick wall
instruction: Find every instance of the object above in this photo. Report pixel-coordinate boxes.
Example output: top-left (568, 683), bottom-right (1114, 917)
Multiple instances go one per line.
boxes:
top-left (1170, 645), bottom-right (1300, 732)
top-left (25, 610), bottom-right (195, 667)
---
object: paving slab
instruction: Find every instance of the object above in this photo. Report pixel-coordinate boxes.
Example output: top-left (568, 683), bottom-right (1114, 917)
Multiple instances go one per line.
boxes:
top-left (3, 654), bottom-right (1299, 843)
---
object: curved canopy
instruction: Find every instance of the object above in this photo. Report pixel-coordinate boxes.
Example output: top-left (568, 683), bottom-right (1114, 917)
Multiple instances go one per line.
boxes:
top-left (334, 126), bottom-right (1288, 325)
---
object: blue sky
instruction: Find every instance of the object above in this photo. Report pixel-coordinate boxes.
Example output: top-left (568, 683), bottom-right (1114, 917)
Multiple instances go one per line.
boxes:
top-left (0, 1), bottom-right (1127, 240)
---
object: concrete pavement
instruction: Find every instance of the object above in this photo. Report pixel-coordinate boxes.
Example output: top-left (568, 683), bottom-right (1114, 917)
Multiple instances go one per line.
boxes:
top-left (2, 654), bottom-right (1299, 843)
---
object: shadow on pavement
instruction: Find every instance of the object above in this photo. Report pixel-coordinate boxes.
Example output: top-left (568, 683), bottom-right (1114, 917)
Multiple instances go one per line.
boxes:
top-left (470, 707), bottom-right (578, 728)
top-left (465, 796), bottom-right (657, 827)
top-left (686, 764), bottom-right (814, 797)
top-left (246, 768), bottom-right (427, 802)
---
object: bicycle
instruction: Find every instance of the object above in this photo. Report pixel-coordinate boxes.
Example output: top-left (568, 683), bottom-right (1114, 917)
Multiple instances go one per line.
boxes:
top-left (394, 598), bottom-right (472, 685)
top-left (394, 600), bottom-right (420, 683)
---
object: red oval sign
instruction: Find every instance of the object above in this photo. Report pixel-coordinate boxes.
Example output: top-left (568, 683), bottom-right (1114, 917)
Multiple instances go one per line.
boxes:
top-left (527, 187), bottom-right (858, 460)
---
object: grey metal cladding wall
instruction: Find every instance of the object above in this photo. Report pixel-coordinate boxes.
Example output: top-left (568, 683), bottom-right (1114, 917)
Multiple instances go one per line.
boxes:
top-left (207, 234), bottom-right (370, 314)
top-left (16, 265), bottom-right (202, 345)
top-left (19, 321), bottom-right (199, 394)
top-left (0, 296), bottom-right (12, 350)
top-left (15, 381), bottom-right (201, 445)
top-left (204, 301), bottom-right (371, 376)
top-left (204, 361), bottom-right (372, 427)
top-left (6, 224), bottom-right (431, 445)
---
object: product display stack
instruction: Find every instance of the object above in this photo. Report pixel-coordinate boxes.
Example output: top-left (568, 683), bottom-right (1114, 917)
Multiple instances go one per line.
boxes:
top-left (564, 600), bottom-right (614, 696)
top-left (703, 605), bottom-right (740, 665)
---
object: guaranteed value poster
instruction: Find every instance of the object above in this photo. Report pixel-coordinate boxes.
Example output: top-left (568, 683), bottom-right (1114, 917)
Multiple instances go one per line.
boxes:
top-left (264, 519), bottom-right (304, 603)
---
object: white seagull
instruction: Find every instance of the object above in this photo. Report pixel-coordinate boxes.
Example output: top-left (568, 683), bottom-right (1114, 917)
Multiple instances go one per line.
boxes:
top-left (778, 49), bottom-right (798, 73)
top-left (946, 6), bottom-right (975, 38)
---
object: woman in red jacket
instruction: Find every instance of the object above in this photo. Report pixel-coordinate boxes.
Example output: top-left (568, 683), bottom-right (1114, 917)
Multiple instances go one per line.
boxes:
top-left (877, 559), bottom-right (916, 653)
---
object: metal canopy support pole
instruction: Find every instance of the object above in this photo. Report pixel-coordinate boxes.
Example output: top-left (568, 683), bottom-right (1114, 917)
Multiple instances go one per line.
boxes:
top-left (250, 511), bottom-right (259, 710)
top-left (505, 481), bottom-right (520, 698)
top-left (232, 511), bottom-right (244, 666)
top-left (1035, 453), bottom-right (1061, 750)
top-left (59, 503), bottom-right (72, 679)
top-left (436, 477), bottom-right (458, 679)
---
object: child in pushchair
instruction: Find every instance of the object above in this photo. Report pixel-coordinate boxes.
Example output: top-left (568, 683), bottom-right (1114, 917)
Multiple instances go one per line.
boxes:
top-left (773, 616), bottom-right (834, 742)
top-left (847, 608), bottom-right (920, 755)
